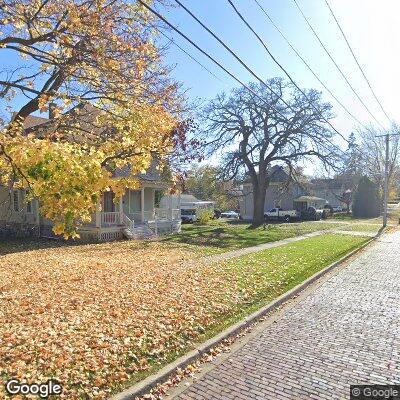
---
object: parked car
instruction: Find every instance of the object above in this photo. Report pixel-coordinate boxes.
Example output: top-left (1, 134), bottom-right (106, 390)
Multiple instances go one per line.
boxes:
top-left (301, 206), bottom-right (323, 221)
top-left (332, 205), bottom-right (343, 212)
top-left (220, 211), bottom-right (240, 219)
top-left (264, 208), bottom-right (300, 222)
top-left (323, 204), bottom-right (333, 218)
top-left (214, 209), bottom-right (222, 219)
top-left (181, 209), bottom-right (197, 223)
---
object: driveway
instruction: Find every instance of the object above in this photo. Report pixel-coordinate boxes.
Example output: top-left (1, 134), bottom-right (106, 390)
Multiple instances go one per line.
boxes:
top-left (173, 230), bottom-right (400, 399)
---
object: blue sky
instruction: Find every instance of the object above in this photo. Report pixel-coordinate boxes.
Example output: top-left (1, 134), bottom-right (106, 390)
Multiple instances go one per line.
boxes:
top-left (161, 0), bottom-right (399, 143)
top-left (2, 0), bottom-right (400, 174)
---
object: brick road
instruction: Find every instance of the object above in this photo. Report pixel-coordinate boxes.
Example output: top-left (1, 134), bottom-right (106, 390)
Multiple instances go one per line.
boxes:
top-left (174, 231), bottom-right (400, 399)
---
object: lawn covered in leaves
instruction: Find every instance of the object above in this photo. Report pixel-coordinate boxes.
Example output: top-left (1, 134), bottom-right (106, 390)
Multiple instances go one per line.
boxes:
top-left (0, 234), bottom-right (369, 399)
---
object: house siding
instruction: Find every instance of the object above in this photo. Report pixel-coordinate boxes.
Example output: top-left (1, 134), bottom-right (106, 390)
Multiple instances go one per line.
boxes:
top-left (240, 182), bottom-right (305, 220)
top-left (0, 184), bottom-right (178, 240)
top-left (0, 187), bottom-right (41, 237)
top-left (312, 188), bottom-right (342, 207)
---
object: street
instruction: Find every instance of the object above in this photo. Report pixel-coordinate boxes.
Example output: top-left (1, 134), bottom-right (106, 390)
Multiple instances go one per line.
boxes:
top-left (174, 231), bottom-right (400, 399)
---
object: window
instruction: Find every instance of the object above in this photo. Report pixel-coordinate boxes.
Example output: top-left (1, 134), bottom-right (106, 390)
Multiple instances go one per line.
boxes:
top-left (26, 190), bottom-right (33, 213)
top-left (130, 191), bottom-right (141, 211)
top-left (154, 190), bottom-right (163, 208)
top-left (181, 209), bottom-right (196, 216)
top-left (13, 190), bottom-right (19, 212)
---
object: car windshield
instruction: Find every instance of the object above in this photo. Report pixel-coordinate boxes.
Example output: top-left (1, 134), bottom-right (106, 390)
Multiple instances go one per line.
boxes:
top-left (181, 209), bottom-right (196, 216)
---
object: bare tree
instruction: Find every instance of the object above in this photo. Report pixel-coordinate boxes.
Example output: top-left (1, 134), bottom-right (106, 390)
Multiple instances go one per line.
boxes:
top-left (201, 78), bottom-right (340, 226)
top-left (357, 124), bottom-right (400, 196)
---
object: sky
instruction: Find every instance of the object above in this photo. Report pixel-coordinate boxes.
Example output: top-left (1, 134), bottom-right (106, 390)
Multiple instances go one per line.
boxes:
top-left (160, 0), bottom-right (400, 144)
top-left (2, 0), bottom-right (400, 174)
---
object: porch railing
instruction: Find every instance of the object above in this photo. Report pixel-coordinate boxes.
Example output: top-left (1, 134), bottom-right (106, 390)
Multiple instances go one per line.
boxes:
top-left (122, 213), bottom-right (134, 231)
top-left (101, 209), bottom-right (180, 228)
top-left (125, 209), bottom-right (181, 223)
top-left (101, 212), bottom-right (121, 226)
top-left (155, 208), bottom-right (181, 221)
top-left (128, 211), bottom-right (155, 222)
top-left (171, 209), bottom-right (181, 221)
top-left (155, 208), bottom-right (168, 220)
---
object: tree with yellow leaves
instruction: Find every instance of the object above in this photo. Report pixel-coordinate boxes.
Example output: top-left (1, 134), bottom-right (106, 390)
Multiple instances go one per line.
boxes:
top-left (0, 0), bottom-right (190, 237)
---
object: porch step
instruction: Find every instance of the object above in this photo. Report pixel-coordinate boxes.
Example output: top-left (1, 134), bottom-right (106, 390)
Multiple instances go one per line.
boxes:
top-left (122, 228), bottom-right (135, 240)
top-left (122, 224), bottom-right (156, 240)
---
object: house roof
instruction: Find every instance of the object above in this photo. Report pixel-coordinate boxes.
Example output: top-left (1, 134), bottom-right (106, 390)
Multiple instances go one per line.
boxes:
top-left (12, 113), bottom-right (49, 129)
top-left (269, 166), bottom-right (290, 183)
top-left (311, 178), bottom-right (344, 190)
top-left (18, 103), bottom-right (164, 185)
top-left (243, 165), bottom-right (308, 186)
top-left (162, 194), bottom-right (203, 203)
top-left (294, 195), bottom-right (326, 202)
top-left (243, 165), bottom-right (290, 184)
top-left (113, 159), bottom-right (162, 182)
top-left (24, 103), bottom-right (103, 142)
top-left (180, 194), bottom-right (200, 203)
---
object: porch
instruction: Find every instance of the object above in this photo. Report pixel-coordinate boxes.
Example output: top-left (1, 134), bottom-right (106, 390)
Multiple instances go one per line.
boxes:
top-left (79, 186), bottom-right (181, 241)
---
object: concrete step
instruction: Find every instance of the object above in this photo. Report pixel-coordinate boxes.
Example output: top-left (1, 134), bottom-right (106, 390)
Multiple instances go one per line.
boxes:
top-left (123, 224), bottom-right (156, 240)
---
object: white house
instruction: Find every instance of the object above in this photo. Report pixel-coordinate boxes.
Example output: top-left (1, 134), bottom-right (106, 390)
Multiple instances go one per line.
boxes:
top-left (0, 113), bottom-right (181, 241)
top-left (0, 185), bottom-right (181, 242)
top-left (310, 178), bottom-right (348, 208)
top-left (239, 166), bottom-right (306, 220)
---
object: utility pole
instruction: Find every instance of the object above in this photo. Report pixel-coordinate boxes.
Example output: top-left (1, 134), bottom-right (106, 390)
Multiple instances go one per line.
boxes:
top-left (383, 133), bottom-right (389, 227)
top-left (378, 131), bottom-right (400, 227)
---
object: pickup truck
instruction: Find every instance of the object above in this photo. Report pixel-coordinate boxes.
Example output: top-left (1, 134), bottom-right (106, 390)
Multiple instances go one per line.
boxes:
top-left (220, 211), bottom-right (240, 220)
top-left (264, 208), bottom-right (300, 222)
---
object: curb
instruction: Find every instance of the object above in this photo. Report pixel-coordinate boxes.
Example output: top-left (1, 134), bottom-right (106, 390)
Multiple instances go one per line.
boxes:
top-left (110, 231), bottom-right (382, 400)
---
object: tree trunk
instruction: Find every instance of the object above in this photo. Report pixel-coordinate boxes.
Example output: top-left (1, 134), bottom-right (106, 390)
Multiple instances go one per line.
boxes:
top-left (252, 181), bottom-right (267, 227)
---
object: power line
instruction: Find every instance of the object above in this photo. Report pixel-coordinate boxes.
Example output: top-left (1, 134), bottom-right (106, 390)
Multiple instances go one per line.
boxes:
top-left (292, 0), bottom-right (386, 130)
top-left (138, 17), bottom-right (226, 84)
top-left (158, 30), bottom-right (224, 84)
top-left (252, 0), bottom-right (372, 134)
top-left (323, 0), bottom-right (392, 125)
top-left (172, 0), bottom-right (295, 113)
top-left (173, 0), bottom-right (348, 145)
top-left (136, 0), bottom-right (286, 116)
top-left (136, 0), bottom-right (344, 156)
top-left (227, 0), bottom-right (348, 143)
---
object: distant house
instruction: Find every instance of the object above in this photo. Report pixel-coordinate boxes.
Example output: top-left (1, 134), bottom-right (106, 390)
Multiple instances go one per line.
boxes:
top-left (310, 178), bottom-right (348, 208)
top-left (293, 195), bottom-right (327, 212)
top-left (0, 109), bottom-right (181, 241)
top-left (239, 166), bottom-right (307, 220)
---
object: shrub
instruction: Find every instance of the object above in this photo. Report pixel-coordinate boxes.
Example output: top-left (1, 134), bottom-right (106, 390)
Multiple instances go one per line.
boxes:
top-left (195, 209), bottom-right (214, 225)
top-left (352, 176), bottom-right (381, 218)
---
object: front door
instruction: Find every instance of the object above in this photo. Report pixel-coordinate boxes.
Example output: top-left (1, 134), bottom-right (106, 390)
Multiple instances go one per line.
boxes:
top-left (103, 191), bottom-right (115, 212)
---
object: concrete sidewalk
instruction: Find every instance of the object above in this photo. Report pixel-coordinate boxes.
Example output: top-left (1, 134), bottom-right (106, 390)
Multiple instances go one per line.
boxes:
top-left (173, 230), bottom-right (400, 400)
